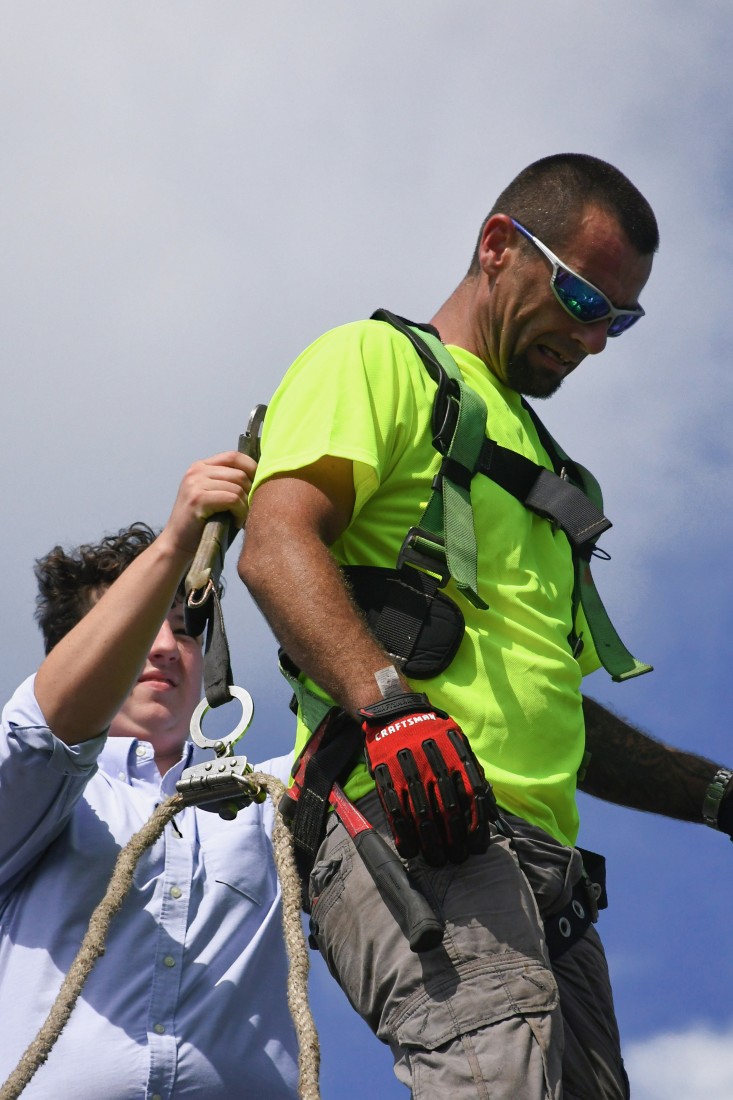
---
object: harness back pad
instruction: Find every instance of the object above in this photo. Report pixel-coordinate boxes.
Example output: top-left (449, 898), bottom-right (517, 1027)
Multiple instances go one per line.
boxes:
top-left (343, 564), bottom-right (465, 678)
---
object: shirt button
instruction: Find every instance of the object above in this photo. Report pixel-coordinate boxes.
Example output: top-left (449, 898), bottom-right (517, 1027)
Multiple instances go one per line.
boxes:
top-left (153, 1023), bottom-right (166, 1035)
top-left (135, 745), bottom-right (148, 757)
top-left (169, 886), bottom-right (182, 899)
top-left (163, 956), bottom-right (176, 968)
top-left (152, 1095), bottom-right (162, 1100)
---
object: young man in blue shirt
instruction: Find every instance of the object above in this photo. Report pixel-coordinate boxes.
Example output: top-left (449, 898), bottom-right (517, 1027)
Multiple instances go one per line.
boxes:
top-left (0, 451), bottom-right (298, 1099)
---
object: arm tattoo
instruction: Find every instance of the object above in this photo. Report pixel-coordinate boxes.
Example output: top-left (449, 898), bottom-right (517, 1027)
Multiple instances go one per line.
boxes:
top-left (580, 695), bottom-right (723, 823)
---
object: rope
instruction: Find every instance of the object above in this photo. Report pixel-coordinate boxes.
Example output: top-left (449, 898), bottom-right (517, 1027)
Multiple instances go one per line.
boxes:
top-left (0, 776), bottom-right (320, 1100)
top-left (251, 772), bottom-right (321, 1100)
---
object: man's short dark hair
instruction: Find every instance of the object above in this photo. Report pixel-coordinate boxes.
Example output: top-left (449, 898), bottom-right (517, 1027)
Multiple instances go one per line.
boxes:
top-left (467, 153), bottom-right (659, 275)
top-left (35, 523), bottom-right (159, 654)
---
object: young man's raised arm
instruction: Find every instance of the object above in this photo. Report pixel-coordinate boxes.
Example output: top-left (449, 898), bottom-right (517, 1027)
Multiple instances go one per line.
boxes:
top-left (34, 452), bottom-right (253, 745)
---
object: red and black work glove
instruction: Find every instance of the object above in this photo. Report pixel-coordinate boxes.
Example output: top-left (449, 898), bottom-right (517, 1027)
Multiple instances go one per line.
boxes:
top-left (360, 691), bottom-right (498, 867)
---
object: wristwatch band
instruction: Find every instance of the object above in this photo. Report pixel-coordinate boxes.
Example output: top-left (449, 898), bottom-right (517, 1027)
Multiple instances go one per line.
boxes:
top-left (702, 767), bottom-right (733, 829)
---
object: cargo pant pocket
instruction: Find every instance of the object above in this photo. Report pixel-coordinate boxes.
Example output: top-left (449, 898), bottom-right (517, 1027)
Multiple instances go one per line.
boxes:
top-left (390, 956), bottom-right (562, 1100)
top-left (390, 953), bottom-right (559, 1048)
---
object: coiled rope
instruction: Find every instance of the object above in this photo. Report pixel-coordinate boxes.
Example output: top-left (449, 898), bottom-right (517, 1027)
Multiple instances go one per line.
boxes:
top-left (0, 773), bottom-right (320, 1100)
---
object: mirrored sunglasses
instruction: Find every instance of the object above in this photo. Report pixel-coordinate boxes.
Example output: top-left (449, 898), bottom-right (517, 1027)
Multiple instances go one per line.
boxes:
top-left (511, 218), bottom-right (644, 337)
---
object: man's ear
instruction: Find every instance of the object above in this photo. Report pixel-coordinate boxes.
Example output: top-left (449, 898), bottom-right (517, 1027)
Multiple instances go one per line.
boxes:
top-left (477, 214), bottom-right (515, 277)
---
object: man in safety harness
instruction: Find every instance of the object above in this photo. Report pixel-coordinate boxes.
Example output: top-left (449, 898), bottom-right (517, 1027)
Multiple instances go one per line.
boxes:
top-left (0, 452), bottom-right (298, 1098)
top-left (239, 153), bottom-right (733, 1100)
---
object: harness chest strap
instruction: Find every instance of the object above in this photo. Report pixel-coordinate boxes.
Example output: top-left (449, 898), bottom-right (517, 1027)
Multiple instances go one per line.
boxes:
top-left (371, 308), bottom-right (651, 683)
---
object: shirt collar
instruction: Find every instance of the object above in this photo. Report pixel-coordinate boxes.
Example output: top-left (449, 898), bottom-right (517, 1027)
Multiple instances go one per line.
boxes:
top-left (98, 736), bottom-right (194, 784)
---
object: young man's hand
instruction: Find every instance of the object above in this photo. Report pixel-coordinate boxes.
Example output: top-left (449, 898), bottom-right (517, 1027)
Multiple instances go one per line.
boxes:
top-left (160, 452), bottom-right (256, 561)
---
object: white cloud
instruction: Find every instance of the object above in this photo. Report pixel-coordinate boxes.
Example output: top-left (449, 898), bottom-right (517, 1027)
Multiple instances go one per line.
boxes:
top-left (626, 1023), bottom-right (733, 1100)
top-left (2, 5), bottom-right (730, 721)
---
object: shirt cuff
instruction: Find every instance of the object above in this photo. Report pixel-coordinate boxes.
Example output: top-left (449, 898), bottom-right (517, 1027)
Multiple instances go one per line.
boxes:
top-left (4, 674), bottom-right (106, 773)
top-left (7, 723), bottom-right (106, 773)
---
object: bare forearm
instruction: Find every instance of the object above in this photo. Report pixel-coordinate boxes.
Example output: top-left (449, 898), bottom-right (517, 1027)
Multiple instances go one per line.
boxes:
top-left (580, 695), bottom-right (721, 823)
top-left (240, 487), bottom-right (407, 716)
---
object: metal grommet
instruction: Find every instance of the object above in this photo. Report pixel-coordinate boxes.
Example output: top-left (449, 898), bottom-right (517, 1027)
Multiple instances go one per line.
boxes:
top-left (558, 916), bottom-right (572, 938)
top-left (590, 882), bottom-right (602, 901)
top-left (572, 899), bottom-right (585, 919)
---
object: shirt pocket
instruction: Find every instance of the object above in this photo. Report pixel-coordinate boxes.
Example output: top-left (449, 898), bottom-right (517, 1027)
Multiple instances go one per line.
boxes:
top-left (200, 818), bottom-right (273, 907)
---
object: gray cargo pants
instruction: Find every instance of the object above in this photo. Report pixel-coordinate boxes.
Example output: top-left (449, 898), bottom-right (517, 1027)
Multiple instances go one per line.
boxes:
top-left (308, 792), bottom-right (628, 1100)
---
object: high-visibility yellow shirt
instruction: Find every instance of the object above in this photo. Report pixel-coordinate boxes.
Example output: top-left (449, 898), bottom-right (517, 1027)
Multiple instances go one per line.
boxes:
top-left (253, 319), bottom-right (600, 846)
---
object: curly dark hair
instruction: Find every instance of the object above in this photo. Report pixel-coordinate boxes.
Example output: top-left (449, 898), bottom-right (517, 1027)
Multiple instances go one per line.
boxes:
top-left (467, 152), bottom-right (659, 275)
top-left (34, 522), bottom-right (161, 654)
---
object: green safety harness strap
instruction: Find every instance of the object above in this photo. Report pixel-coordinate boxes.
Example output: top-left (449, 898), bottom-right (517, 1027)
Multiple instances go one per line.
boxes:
top-left (575, 560), bottom-right (652, 681)
top-left (418, 355), bottom-right (489, 610)
top-left (280, 651), bottom-right (336, 735)
top-left (522, 400), bottom-right (652, 681)
top-left (372, 309), bottom-right (652, 683)
top-left (377, 312), bottom-right (489, 609)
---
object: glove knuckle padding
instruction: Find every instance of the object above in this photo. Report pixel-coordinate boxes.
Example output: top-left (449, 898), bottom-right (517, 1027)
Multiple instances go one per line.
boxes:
top-left (362, 692), bottom-right (494, 865)
top-left (373, 761), bottom-right (419, 859)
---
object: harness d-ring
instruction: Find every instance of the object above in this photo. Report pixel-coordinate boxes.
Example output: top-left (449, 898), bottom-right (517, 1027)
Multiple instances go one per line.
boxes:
top-left (189, 685), bottom-right (255, 756)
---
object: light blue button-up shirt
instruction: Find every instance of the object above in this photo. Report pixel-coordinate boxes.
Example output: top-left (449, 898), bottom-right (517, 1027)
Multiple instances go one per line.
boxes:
top-left (0, 676), bottom-right (298, 1098)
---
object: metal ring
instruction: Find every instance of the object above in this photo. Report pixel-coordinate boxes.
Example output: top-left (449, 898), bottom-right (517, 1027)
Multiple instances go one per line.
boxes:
top-left (189, 686), bottom-right (254, 752)
top-left (572, 899), bottom-right (585, 919)
top-left (558, 917), bottom-right (572, 938)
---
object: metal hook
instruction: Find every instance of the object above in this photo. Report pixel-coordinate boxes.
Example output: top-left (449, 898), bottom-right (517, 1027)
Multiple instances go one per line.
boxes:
top-left (189, 685), bottom-right (254, 757)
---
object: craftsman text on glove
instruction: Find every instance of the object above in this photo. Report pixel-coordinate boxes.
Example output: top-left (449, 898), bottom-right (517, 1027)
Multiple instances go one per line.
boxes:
top-left (373, 712), bottom-right (438, 740)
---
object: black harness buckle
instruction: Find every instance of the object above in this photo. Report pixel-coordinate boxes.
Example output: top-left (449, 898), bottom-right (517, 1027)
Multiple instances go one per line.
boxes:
top-left (397, 527), bottom-right (450, 587)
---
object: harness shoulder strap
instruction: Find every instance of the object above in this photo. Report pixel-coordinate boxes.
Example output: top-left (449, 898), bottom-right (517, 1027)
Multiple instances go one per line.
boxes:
top-left (522, 400), bottom-right (652, 681)
top-left (373, 308), bottom-right (488, 609)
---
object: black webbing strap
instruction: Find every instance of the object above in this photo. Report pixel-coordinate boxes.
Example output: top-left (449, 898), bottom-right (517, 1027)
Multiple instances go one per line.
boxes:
top-left (185, 586), bottom-right (236, 709)
top-left (375, 592), bottom-right (429, 662)
top-left (183, 412), bottom-right (267, 710)
top-left (370, 309), bottom-right (446, 406)
top-left (289, 710), bottom-right (364, 862)
top-left (476, 439), bottom-right (610, 551)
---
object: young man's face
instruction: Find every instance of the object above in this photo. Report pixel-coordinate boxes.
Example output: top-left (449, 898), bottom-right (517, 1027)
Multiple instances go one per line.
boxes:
top-left (109, 598), bottom-right (203, 760)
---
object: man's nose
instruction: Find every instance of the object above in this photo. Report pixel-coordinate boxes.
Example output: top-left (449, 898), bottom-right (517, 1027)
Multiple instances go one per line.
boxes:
top-left (575, 320), bottom-right (610, 356)
top-left (149, 620), bottom-right (179, 660)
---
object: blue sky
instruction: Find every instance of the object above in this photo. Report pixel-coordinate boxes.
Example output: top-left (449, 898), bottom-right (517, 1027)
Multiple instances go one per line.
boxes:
top-left (2, 3), bottom-right (733, 1096)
